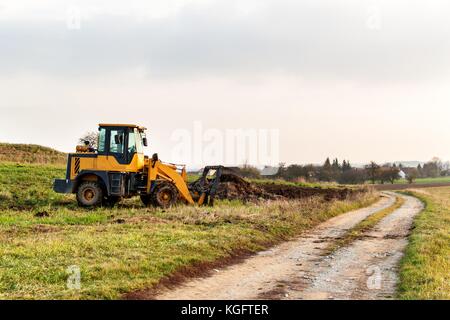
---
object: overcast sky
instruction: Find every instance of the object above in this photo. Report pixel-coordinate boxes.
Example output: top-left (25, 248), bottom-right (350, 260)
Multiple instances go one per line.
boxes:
top-left (1, 0), bottom-right (450, 166)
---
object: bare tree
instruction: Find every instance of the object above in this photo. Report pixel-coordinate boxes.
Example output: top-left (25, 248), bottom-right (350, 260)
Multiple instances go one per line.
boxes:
top-left (239, 164), bottom-right (261, 179)
top-left (79, 131), bottom-right (99, 149)
top-left (406, 168), bottom-right (419, 184)
top-left (379, 166), bottom-right (400, 184)
top-left (365, 161), bottom-right (380, 184)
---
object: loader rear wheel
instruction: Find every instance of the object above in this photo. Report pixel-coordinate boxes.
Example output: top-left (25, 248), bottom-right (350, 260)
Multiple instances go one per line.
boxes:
top-left (152, 182), bottom-right (178, 208)
top-left (77, 181), bottom-right (103, 207)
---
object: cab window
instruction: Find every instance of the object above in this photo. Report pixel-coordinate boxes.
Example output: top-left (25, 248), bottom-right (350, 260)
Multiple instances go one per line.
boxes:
top-left (135, 129), bottom-right (143, 154)
top-left (128, 130), bottom-right (137, 155)
top-left (110, 129), bottom-right (125, 154)
top-left (98, 128), bottom-right (106, 153)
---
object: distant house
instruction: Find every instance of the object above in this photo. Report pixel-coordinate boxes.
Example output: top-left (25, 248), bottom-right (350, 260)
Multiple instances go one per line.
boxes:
top-left (398, 170), bottom-right (406, 179)
top-left (260, 166), bottom-right (279, 177)
top-left (401, 167), bottom-right (418, 178)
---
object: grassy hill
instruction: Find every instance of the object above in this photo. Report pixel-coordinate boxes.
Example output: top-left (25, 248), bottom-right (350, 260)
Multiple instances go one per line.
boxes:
top-left (0, 143), bottom-right (67, 165)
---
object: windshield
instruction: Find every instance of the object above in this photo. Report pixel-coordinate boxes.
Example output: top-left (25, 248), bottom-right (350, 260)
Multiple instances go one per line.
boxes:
top-left (126, 129), bottom-right (144, 156)
top-left (110, 129), bottom-right (125, 154)
top-left (135, 129), bottom-right (144, 154)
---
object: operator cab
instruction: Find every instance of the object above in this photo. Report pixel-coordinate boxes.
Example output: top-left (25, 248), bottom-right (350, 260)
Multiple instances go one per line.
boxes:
top-left (97, 124), bottom-right (147, 165)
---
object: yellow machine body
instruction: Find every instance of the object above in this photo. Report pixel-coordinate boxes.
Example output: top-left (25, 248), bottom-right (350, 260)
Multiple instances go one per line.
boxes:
top-left (67, 153), bottom-right (146, 180)
top-left (54, 124), bottom-right (195, 206)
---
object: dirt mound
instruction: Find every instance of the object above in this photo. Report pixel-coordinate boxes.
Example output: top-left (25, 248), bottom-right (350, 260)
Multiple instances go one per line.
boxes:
top-left (216, 175), bottom-right (363, 202)
top-left (216, 174), bottom-right (279, 201)
top-left (259, 183), bottom-right (358, 201)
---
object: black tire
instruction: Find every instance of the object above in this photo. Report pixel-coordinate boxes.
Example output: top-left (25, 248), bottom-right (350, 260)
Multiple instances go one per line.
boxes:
top-left (151, 182), bottom-right (178, 208)
top-left (76, 181), bottom-right (103, 207)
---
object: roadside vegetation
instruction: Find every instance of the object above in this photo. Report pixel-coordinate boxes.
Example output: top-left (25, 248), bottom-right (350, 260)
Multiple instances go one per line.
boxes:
top-left (398, 187), bottom-right (450, 300)
top-left (0, 163), bottom-right (377, 299)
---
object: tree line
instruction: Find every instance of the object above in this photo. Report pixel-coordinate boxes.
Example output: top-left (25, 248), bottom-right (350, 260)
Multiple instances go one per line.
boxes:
top-left (239, 157), bottom-right (450, 185)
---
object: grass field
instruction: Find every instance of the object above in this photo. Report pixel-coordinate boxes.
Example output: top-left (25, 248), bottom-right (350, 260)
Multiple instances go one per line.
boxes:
top-left (394, 177), bottom-right (450, 185)
top-left (398, 187), bottom-right (450, 300)
top-left (0, 163), bottom-right (377, 299)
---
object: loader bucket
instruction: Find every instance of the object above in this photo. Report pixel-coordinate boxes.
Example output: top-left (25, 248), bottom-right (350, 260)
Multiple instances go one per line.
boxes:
top-left (188, 166), bottom-right (244, 206)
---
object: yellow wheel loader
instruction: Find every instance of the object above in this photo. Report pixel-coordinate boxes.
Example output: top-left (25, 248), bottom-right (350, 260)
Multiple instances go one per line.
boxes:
top-left (53, 124), bottom-right (225, 208)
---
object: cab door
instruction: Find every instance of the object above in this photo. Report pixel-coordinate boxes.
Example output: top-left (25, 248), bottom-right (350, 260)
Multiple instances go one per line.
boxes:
top-left (97, 127), bottom-right (142, 171)
top-left (108, 128), bottom-right (128, 165)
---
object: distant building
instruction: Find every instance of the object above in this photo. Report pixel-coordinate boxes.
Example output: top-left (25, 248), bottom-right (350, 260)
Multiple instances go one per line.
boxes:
top-left (398, 170), bottom-right (406, 179)
top-left (260, 166), bottom-right (279, 177)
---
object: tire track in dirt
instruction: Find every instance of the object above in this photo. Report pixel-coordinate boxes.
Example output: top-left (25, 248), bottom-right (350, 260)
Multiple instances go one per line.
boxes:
top-left (152, 194), bottom-right (397, 300)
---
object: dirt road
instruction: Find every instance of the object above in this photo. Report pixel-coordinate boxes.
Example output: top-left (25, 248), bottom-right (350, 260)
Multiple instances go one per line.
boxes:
top-left (153, 193), bottom-right (423, 300)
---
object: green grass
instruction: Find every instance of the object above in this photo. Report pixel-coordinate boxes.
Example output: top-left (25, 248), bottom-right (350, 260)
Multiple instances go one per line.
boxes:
top-left (0, 163), bottom-right (68, 209)
top-left (0, 163), bottom-right (378, 299)
top-left (397, 187), bottom-right (450, 300)
top-left (395, 177), bottom-right (450, 184)
top-left (366, 176), bottom-right (450, 185)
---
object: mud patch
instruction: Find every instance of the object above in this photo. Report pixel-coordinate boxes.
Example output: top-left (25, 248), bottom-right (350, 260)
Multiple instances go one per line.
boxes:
top-left (34, 211), bottom-right (50, 218)
top-left (257, 285), bottom-right (288, 299)
top-left (31, 224), bottom-right (60, 233)
top-left (257, 279), bottom-right (309, 299)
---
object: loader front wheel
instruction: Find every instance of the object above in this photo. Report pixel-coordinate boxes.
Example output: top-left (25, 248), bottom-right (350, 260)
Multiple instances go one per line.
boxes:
top-left (152, 182), bottom-right (178, 208)
top-left (77, 181), bottom-right (103, 207)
